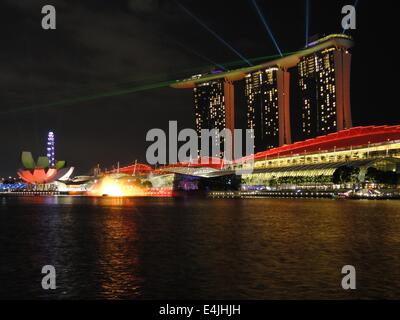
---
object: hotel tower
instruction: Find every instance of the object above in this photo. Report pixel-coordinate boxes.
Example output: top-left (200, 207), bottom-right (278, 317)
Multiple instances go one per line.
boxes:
top-left (298, 40), bottom-right (352, 139)
top-left (171, 34), bottom-right (354, 156)
top-left (244, 67), bottom-right (291, 152)
top-left (192, 75), bottom-right (235, 157)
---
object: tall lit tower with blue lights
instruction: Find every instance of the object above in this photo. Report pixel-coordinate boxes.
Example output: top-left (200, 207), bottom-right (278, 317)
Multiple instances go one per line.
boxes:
top-left (47, 131), bottom-right (56, 167)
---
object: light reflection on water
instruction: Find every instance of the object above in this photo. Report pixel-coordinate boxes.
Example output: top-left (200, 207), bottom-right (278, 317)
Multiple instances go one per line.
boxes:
top-left (1, 196), bottom-right (400, 299)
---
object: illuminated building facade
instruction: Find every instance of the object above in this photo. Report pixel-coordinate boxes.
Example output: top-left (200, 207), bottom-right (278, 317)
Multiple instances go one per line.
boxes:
top-left (47, 131), bottom-right (56, 167)
top-left (193, 78), bottom-right (235, 157)
top-left (194, 79), bottom-right (225, 135)
top-left (237, 125), bottom-right (400, 187)
top-left (298, 45), bottom-right (352, 139)
top-left (148, 125), bottom-right (400, 190)
top-left (245, 67), bottom-right (291, 152)
top-left (172, 34), bottom-right (354, 156)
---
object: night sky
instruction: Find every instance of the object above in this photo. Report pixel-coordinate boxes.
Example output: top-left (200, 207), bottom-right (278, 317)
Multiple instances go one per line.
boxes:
top-left (0, 0), bottom-right (398, 177)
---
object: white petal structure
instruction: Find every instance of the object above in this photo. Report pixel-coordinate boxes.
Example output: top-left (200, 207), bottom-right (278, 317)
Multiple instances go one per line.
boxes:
top-left (58, 167), bottom-right (75, 181)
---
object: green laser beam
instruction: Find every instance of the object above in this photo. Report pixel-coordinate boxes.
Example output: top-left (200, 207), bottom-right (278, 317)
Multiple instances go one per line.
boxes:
top-left (0, 79), bottom-right (175, 115)
top-left (0, 50), bottom-right (301, 116)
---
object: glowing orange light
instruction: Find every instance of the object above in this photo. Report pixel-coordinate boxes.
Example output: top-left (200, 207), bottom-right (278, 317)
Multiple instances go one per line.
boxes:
top-left (89, 176), bottom-right (145, 197)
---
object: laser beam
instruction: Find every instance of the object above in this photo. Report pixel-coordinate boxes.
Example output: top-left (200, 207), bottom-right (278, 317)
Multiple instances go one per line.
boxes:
top-left (1, 51), bottom-right (300, 116)
top-left (0, 80), bottom-right (175, 115)
top-left (170, 39), bottom-right (227, 71)
top-left (250, 0), bottom-right (283, 56)
top-left (176, 1), bottom-right (252, 66)
top-left (305, 0), bottom-right (310, 47)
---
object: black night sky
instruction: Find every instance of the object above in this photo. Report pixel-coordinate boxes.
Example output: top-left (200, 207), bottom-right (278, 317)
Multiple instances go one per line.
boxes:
top-left (0, 0), bottom-right (398, 176)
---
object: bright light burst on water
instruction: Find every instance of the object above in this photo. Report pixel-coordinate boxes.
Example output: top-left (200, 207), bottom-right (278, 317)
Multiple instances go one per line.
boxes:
top-left (89, 176), bottom-right (145, 197)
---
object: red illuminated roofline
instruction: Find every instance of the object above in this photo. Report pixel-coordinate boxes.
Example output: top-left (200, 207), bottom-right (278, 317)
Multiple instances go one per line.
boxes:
top-left (237, 125), bottom-right (400, 163)
top-left (106, 126), bottom-right (400, 173)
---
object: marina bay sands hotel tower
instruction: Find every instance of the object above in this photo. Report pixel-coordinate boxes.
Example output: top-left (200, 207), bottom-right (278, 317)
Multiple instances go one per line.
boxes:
top-left (171, 34), bottom-right (354, 155)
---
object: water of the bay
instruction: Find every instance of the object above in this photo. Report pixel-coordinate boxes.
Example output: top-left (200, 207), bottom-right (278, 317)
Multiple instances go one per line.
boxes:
top-left (1, 196), bottom-right (399, 299)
